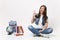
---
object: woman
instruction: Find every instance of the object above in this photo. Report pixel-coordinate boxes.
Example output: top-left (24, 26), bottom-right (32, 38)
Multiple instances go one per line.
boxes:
top-left (28, 5), bottom-right (53, 37)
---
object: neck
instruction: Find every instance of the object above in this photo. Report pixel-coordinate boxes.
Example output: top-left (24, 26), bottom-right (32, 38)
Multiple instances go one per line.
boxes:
top-left (40, 13), bottom-right (43, 16)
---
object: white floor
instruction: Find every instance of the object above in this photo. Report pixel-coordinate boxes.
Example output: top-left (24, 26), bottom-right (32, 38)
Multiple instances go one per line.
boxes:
top-left (0, 25), bottom-right (60, 40)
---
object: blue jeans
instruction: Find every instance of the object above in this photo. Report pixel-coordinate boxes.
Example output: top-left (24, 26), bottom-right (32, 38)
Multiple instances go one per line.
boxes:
top-left (28, 25), bottom-right (53, 35)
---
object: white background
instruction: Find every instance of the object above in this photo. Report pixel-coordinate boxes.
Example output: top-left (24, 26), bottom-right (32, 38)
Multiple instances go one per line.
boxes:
top-left (0, 0), bottom-right (60, 40)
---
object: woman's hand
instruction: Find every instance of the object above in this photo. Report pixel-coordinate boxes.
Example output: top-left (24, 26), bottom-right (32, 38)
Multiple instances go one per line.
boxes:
top-left (39, 28), bottom-right (45, 32)
top-left (33, 10), bottom-right (36, 17)
top-left (39, 30), bottom-right (43, 32)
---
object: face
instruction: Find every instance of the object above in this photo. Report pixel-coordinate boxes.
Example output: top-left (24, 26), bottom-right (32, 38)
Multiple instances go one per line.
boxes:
top-left (40, 7), bottom-right (45, 14)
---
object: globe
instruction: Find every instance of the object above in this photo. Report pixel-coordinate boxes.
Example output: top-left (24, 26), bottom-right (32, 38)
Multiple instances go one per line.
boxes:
top-left (6, 26), bottom-right (12, 32)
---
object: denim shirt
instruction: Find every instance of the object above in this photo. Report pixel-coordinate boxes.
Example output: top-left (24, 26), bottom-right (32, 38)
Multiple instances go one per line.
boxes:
top-left (35, 16), bottom-right (48, 26)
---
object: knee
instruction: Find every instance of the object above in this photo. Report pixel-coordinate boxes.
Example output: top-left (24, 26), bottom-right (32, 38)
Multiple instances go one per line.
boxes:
top-left (48, 28), bottom-right (53, 34)
top-left (28, 25), bottom-right (33, 30)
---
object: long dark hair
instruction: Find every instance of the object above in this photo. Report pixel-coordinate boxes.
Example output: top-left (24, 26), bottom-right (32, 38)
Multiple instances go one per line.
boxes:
top-left (35, 5), bottom-right (48, 22)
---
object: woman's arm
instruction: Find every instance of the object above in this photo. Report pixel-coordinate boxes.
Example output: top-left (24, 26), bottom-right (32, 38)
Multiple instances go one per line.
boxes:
top-left (39, 19), bottom-right (48, 32)
top-left (31, 10), bottom-right (37, 24)
top-left (31, 14), bottom-right (36, 24)
top-left (42, 19), bottom-right (48, 30)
